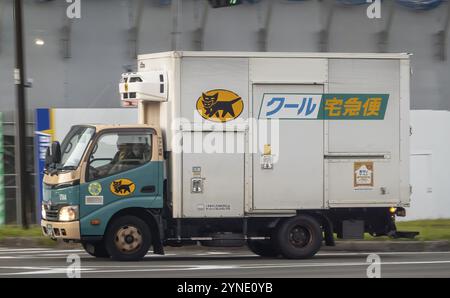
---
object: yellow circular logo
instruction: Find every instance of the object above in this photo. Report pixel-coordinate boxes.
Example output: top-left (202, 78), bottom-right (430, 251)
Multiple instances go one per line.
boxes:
top-left (110, 179), bottom-right (136, 197)
top-left (196, 89), bottom-right (244, 123)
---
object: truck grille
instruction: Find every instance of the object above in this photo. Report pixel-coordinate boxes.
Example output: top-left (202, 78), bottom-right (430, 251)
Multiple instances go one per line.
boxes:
top-left (44, 204), bottom-right (59, 221)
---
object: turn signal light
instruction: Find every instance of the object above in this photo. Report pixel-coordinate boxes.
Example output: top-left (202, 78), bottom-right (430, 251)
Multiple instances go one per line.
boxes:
top-left (90, 219), bottom-right (101, 225)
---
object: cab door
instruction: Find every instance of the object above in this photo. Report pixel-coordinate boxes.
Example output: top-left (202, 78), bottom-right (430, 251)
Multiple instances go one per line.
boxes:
top-left (79, 129), bottom-right (162, 234)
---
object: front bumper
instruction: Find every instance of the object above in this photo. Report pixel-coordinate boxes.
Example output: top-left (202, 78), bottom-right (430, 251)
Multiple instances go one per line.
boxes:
top-left (41, 220), bottom-right (81, 240)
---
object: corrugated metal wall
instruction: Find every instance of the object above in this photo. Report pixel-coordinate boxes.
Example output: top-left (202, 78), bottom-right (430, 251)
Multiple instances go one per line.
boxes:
top-left (0, 0), bottom-right (449, 122)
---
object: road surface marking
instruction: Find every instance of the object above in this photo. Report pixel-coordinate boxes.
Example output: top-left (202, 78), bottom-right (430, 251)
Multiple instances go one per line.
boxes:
top-left (1, 259), bottom-right (450, 276)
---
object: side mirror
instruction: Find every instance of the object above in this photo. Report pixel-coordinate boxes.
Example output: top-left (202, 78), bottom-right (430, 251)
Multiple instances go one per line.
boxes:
top-left (45, 141), bottom-right (62, 169)
top-left (52, 141), bottom-right (62, 164)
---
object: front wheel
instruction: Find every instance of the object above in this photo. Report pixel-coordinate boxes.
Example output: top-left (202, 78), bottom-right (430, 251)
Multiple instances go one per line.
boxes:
top-left (81, 241), bottom-right (110, 258)
top-left (274, 215), bottom-right (322, 259)
top-left (104, 215), bottom-right (152, 261)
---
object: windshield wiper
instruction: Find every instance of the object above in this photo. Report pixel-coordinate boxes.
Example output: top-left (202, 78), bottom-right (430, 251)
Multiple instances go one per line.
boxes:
top-left (45, 165), bottom-right (76, 176)
top-left (45, 164), bottom-right (61, 176)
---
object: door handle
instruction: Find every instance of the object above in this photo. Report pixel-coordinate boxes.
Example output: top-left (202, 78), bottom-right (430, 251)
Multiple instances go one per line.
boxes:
top-left (141, 185), bottom-right (156, 193)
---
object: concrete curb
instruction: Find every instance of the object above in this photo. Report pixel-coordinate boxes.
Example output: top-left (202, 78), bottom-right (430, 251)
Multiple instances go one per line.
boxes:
top-left (1, 237), bottom-right (449, 252)
top-left (0, 237), bottom-right (80, 249)
top-left (322, 240), bottom-right (450, 252)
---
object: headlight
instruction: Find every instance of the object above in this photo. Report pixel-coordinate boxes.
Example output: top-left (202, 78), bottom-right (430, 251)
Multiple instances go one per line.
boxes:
top-left (58, 206), bottom-right (79, 222)
top-left (41, 204), bottom-right (46, 220)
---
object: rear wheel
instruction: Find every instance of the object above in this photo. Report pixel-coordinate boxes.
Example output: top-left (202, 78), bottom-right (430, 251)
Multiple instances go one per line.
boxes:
top-left (81, 241), bottom-right (109, 258)
top-left (104, 215), bottom-right (152, 261)
top-left (247, 240), bottom-right (279, 258)
top-left (274, 215), bottom-right (322, 259)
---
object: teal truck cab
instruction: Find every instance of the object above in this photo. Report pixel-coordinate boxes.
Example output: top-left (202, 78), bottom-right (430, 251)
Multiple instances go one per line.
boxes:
top-left (41, 51), bottom-right (416, 261)
top-left (41, 124), bottom-right (165, 260)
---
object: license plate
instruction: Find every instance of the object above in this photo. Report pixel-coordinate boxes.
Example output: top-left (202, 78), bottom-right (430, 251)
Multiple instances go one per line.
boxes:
top-left (47, 224), bottom-right (53, 236)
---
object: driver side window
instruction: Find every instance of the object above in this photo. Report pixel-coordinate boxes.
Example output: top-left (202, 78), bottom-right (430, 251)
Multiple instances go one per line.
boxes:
top-left (87, 132), bottom-right (152, 181)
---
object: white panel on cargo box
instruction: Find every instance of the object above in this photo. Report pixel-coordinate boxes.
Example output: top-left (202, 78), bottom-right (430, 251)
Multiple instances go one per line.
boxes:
top-left (327, 160), bottom-right (400, 207)
top-left (249, 58), bottom-right (327, 83)
top-left (180, 58), bottom-right (249, 124)
top-left (182, 131), bottom-right (245, 218)
top-left (327, 59), bottom-right (400, 153)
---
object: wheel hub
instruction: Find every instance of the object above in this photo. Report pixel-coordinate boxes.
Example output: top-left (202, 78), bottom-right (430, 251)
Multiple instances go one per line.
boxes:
top-left (125, 235), bottom-right (134, 244)
top-left (114, 225), bottom-right (142, 254)
top-left (289, 226), bottom-right (311, 248)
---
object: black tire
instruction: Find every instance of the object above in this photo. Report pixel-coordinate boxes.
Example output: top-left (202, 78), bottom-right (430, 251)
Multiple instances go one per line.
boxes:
top-left (247, 240), bottom-right (279, 258)
top-left (104, 215), bottom-right (152, 261)
top-left (81, 241), bottom-right (110, 258)
top-left (274, 215), bottom-right (322, 259)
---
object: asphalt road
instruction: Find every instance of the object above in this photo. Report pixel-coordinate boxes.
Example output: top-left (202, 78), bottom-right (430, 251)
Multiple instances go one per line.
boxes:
top-left (0, 246), bottom-right (449, 278)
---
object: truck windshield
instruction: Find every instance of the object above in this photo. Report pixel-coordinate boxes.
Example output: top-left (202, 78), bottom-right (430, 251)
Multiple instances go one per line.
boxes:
top-left (60, 126), bottom-right (96, 170)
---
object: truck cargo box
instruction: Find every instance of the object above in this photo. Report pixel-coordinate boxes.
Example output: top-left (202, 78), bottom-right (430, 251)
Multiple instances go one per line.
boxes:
top-left (131, 51), bottom-right (411, 219)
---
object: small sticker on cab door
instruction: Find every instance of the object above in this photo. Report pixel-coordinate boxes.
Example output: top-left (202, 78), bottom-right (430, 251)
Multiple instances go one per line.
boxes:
top-left (85, 196), bottom-right (104, 205)
top-left (88, 182), bottom-right (102, 196)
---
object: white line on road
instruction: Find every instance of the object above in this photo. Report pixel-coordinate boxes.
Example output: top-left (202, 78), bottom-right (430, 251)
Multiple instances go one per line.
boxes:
top-left (317, 251), bottom-right (450, 256)
top-left (2, 259), bottom-right (450, 276)
top-left (51, 259), bottom-right (450, 275)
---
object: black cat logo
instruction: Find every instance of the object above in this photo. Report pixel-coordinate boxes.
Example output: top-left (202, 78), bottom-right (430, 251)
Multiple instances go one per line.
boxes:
top-left (110, 179), bottom-right (136, 196)
top-left (196, 89), bottom-right (244, 123)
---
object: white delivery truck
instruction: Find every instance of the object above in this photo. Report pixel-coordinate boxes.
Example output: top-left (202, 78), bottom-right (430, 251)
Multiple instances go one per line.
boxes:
top-left (42, 51), bottom-right (415, 261)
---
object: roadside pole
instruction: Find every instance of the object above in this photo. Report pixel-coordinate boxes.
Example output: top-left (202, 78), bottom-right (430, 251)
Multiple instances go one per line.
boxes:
top-left (13, 0), bottom-right (29, 228)
top-left (0, 112), bottom-right (4, 225)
